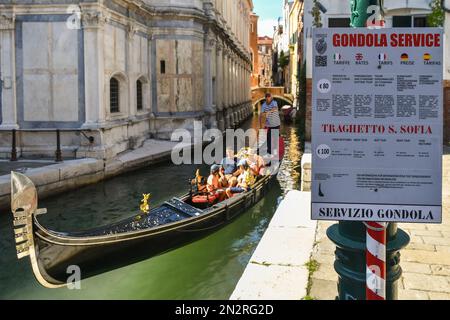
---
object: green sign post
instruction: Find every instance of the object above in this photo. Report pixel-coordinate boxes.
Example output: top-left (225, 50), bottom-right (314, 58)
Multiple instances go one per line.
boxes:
top-left (325, 0), bottom-right (411, 300)
top-left (350, 0), bottom-right (382, 27)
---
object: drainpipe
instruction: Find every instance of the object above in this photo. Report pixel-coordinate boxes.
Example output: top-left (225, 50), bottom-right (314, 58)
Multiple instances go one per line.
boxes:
top-left (325, 0), bottom-right (410, 300)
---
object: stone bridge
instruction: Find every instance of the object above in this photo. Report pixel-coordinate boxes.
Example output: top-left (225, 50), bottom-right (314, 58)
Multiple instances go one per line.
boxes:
top-left (251, 87), bottom-right (294, 110)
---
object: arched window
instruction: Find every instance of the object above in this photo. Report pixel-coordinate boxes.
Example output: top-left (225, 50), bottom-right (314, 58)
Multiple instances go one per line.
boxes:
top-left (110, 77), bottom-right (120, 113)
top-left (136, 79), bottom-right (143, 111)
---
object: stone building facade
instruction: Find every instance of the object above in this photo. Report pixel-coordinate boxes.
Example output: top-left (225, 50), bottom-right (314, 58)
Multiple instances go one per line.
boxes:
top-left (272, 0), bottom-right (293, 92)
top-left (257, 36), bottom-right (273, 87)
top-left (0, 0), bottom-right (254, 160)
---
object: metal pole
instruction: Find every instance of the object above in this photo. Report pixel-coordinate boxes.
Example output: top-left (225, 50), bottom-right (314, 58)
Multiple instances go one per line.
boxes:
top-left (11, 129), bottom-right (17, 161)
top-left (326, 0), bottom-right (410, 300)
top-left (350, 0), bottom-right (385, 28)
top-left (366, 222), bottom-right (387, 300)
top-left (55, 129), bottom-right (62, 162)
top-left (353, 0), bottom-right (388, 301)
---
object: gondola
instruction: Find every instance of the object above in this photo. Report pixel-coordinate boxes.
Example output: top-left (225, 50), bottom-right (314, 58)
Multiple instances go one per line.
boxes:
top-left (10, 149), bottom-right (284, 289)
top-left (281, 106), bottom-right (297, 123)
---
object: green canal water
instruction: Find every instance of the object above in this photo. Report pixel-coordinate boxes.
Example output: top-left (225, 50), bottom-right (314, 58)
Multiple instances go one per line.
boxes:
top-left (0, 118), bottom-right (303, 299)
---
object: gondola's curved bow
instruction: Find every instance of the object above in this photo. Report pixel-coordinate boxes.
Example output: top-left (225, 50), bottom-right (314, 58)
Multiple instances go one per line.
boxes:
top-left (11, 172), bottom-right (65, 288)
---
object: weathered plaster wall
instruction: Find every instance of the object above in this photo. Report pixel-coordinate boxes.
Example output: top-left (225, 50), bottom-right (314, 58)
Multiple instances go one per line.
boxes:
top-left (155, 39), bottom-right (204, 114)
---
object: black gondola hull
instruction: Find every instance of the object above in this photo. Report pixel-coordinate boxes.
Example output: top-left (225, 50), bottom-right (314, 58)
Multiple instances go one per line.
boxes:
top-left (35, 213), bottom-right (224, 285)
top-left (31, 174), bottom-right (276, 286)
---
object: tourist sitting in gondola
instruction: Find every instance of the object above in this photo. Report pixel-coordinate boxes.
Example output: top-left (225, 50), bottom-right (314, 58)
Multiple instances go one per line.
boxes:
top-left (191, 169), bottom-right (207, 193)
top-left (207, 164), bottom-right (227, 202)
top-left (247, 148), bottom-right (266, 177)
top-left (225, 159), bottom-right (256, 198)
top-left (219, 148), bottom-right (240, 188)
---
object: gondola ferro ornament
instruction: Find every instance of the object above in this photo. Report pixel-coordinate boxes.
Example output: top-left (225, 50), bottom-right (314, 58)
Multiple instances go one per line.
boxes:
top-left (11, 172), bottom-right (64, 289)
top-left (140, 193), bottom-right (151, 214)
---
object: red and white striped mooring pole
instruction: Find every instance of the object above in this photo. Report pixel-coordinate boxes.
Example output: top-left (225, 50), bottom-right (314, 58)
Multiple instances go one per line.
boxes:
top-left (365, 222), bottom-right (387, 300)
top-left (364, 6), bottom-right (388, 301)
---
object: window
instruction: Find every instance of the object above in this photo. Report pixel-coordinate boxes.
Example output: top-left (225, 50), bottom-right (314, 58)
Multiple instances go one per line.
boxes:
top-left (413, 16), bottom-right (428, 28)
top-left (136, 80), bottom-right (143, 111)
top-left (110, 78), bottom-right (120, 113)
top-left (291, 33), bottom-right (298, 44)
top-left (328, 18), bottom-right (351, 28)
top-left (160, 60), bottom-right (166, 74)
top-left (393, 15), bottom-right (428, 28)
top-left (393, 16), bottom-right (412, 27)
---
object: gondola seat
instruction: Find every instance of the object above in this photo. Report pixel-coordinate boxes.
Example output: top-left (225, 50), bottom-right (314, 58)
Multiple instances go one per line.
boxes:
top-left (191, 193), bottom-right (218, 205)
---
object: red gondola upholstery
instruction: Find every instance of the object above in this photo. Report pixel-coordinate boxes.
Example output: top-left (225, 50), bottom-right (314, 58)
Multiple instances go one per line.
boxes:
top-left (191, 193), bottom-right (218, 204)
top-left (278, 137), bottom-right (285, 160)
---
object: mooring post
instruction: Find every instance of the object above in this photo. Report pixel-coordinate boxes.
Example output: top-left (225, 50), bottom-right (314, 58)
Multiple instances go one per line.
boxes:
top-left (11, 129), bottom-right (17, 161)
top-left (55, 129), bottom-right (63, 162)
top-left (325, 0), bottom-right (410, 300)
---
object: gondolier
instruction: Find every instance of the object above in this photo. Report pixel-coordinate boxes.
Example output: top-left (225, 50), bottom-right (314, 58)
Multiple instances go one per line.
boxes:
top-left (259, 93), bottom-right (281, 155)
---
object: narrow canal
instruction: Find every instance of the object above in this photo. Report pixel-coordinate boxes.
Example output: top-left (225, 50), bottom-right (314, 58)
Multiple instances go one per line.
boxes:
top-left (0, 115), bottom-right (303, 299)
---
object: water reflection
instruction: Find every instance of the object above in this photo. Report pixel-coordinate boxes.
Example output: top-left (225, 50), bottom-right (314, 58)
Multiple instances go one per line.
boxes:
top-left (0, 116), bottom-right (303, 299)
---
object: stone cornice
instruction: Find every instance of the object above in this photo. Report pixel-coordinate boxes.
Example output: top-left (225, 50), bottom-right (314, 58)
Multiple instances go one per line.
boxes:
top-left (0, 12), bottom-right (15, 30)
top-left (127, 23), bottom-right (138, 39)
top-left (204, 28), bottom-right (216, 51)
top-left (82, 9), bottom-right (108, 29)
top-left (216, 40), bottom-right (223, 54)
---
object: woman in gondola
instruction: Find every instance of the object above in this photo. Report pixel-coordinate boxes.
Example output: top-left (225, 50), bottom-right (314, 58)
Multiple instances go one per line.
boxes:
top-left (247, 148), bottom-right (266, 177)
top-left (207, 164), bottom-right (227, 202)
top-left (225, 159), bottom-right (256, 198)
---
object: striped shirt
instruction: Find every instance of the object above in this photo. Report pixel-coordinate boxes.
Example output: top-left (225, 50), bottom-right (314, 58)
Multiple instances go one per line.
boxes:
top-left (262, 100), bottom-right (281, 128)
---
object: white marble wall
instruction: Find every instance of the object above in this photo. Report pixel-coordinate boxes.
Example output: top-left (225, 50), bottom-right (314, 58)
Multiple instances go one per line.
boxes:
top-left (22, 21), bottom-right (79, 122)
top-left (0, 10), bottom-right (18, 130)
top-left (0, 0), bottom-right (254, 159)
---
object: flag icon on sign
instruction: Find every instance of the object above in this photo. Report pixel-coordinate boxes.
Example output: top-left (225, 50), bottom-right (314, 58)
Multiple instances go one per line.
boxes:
top-left (334, 53), bottom-right (343, 61)
top-left (355, 53), bottom-right (364, 61)
top-left (423, 53), bottom-right (432, 61)
top-left (378, 53), bottom-right (387, 61)
top-left (401, 53), bottom-right (409, 61)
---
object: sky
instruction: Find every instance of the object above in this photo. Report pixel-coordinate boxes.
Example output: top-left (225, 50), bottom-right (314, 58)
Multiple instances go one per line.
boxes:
top-left (252, 0), bottom-right (283, 37)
